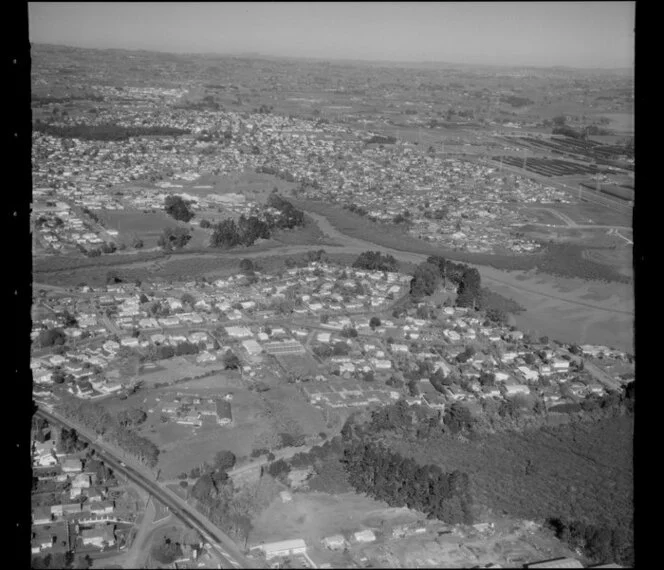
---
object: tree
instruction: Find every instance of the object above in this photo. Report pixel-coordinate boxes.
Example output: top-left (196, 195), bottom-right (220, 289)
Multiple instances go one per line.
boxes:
top-left (552, 114), bottom-right (567, 127)
top-left (210, 219), bottom-right (241, 248)
top-left (214, 450), bottom-right (237, 471)
top-left (158, 226), bottom-right (191, 250)
top-left (369, 316), bottom-right (382, 330)
top-left (62, 309), bottom-right (78, 327)
top-left (444, 402), bottom-right (474, 434)
top-left (164, 195), bottom-right (194, 222)
top-left (410, 262), bottom-right (441, 298)
top-left (151, 536), bottom-right (183, 564)
top-left (485, 308), bottom-right (508, 325)
top-left (199, 219), bottom-right (211, 229)
top-left (267, 458), bottom-right (291, 480)
top-left (239, 258), bottom-right (254, 273)
top-left (223, 351), bottom-right (241, 370)
top-left (340, 326), bottom-right (358, 338)
top-left (38, 328), bottom-right (66, 348)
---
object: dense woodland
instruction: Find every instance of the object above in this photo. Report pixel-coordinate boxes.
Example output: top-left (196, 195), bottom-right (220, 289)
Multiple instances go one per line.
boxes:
top-left (34, 122), bottom-right (190, 141)
top-left (342, 441), bottom-right (474, 524)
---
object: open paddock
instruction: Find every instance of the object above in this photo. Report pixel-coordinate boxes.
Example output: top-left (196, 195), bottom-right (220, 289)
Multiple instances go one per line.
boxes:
top-left (134, 357), bottom-right (227, 387)
top-left (250, 491), bottom-right (411, 547)
top-left (274, 353), bottom-right (321, 377)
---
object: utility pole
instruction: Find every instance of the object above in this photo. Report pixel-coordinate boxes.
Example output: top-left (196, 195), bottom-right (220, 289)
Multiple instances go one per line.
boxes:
top-left (522, 148), bottom-right (528, 171)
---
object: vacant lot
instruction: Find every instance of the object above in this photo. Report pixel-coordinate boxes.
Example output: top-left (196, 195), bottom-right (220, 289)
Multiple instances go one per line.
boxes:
top-left (181, 170), bottom-right (298, 201)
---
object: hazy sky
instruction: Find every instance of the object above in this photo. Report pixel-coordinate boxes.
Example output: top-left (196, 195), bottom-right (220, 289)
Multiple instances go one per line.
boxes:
top-left (29, 2), bottom-right (635, 68)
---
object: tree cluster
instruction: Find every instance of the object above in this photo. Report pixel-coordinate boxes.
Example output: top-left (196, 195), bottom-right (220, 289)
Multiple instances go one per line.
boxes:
top-left (116, 408), bottom-right (148, 428)
top-left (344, 203), bottom-right (368, 217)
top-left (266, 194), bottom-right (305, 229)
top-left (546, 517), bottom-right (633, 567)
top-left (58, 427), bottom-right (88, 454)
top-left (158, 226), bottom-right (192, 250)
top-left (352, 251), bottom-right (399, 272)
top-left (342, 441), bottom-right (474, 524)
top-left (31, 553), bottom-right (93, 569)
top-left (209, 214), bottom-right (272, 249)
top-left (164, 195), bottom-right (195, 223)
top-left (500, 95), bottom-right (534, 108)
top-left (34, 122), bottom-right (190, 141)
top-left (38, 328), bottom-right (67, 348)
top-left (151, 536), bottom-right (183, 565)
top-left (55, 397), bottom-right (159, 468)
top-left (409, 256), bottom-right (483, 308)
top-left (365, 135), bottom-right (397, 145)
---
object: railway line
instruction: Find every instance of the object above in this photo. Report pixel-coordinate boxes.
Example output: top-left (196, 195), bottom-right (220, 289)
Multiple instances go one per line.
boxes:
top-left (35, 406), bottom-right (257, 569)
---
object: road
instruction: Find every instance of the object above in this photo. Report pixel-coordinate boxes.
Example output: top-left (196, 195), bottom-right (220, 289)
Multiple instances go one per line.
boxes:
top-left (36, 406), bottom-right (260, 570)
top-left (101, 490), bottom-right (157, 569)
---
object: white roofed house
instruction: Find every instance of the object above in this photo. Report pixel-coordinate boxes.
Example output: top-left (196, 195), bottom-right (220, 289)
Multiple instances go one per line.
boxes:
top-left (503, 384), bottom-right (530, 396)
top-left (551, 358), bottom-right (571, 371)
top-left (517, 366), bottom-right (540, 383)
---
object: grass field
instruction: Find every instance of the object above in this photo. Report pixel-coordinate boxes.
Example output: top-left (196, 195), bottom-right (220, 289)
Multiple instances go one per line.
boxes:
top-left (98, 209), bottom-right (176, 248)
top-left (483, 269), bottom-right (633, 351)
top-left (385, 415), bottom-right (633, 531)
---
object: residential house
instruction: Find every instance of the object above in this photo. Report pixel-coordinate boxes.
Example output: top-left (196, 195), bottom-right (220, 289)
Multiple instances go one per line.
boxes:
top-left (62, 458), bottom-right (83, 473)
top-left (80, 525), bottom-right (116, 548)
top-left (89, 501), bottom-right (114, 515)
top-left (354, 530), bottom-right (377, 543)
top-left (216, 400), bottom-right (233, 426)
top-left (321, 535), bottom-right (347, 551)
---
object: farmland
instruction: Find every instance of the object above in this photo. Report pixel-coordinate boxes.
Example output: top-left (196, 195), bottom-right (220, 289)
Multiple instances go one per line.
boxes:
top-left (493, 156), bottom-right (599, 177)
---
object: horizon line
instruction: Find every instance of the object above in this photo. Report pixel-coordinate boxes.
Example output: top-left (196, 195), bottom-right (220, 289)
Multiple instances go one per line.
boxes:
top-left (31, 41), bottom-right (634, 72)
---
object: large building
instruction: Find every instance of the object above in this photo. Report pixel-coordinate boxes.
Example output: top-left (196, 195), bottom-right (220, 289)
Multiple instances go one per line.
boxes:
top-left (252, 539), bottom-right (307, 560)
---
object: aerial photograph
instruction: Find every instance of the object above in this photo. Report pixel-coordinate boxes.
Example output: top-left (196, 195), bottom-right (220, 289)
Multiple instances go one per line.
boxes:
top-left (27, 2), bottom-right (634, 569)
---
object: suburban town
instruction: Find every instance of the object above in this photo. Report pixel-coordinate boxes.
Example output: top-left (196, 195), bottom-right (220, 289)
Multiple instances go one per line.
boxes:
top-left (27, 4), bottom-right (634, 569)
